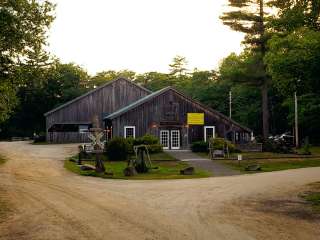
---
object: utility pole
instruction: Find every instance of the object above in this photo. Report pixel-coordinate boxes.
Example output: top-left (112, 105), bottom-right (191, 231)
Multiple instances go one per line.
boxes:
top-left (229, 91), bottom-right (232, 119)
top-left (294, 91), bottom-right (299, 148)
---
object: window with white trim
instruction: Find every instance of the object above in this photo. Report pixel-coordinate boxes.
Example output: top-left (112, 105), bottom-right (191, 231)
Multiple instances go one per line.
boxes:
top-left (235, 132), bottom-right (239, 141)
top-left (79, 125), bottom-right (89, 134)
top-left (204, 126), bottom-right (215, 142)
top-left (124, 126), bottom-right (135, 139)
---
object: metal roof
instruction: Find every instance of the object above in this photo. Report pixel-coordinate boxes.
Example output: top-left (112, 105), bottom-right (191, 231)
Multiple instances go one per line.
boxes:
top-left (44, 77), bottom-right (152, 116)
top-left (104, 86), bottom-right (252, 132)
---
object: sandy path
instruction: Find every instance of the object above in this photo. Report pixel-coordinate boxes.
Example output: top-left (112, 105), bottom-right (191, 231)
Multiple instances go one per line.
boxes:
top-left (0, 141), bottom-right (319, 240)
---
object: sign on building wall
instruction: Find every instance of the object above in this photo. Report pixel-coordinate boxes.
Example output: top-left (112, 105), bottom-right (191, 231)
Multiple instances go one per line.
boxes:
top-left (187, 113), bottom-right (204, 125)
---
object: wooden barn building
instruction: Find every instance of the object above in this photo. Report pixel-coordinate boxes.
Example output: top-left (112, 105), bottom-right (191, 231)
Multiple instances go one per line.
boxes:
top-left (45, 78), bottom-right (252, 149)
top-left (44, 78), bottom-right (151, 143)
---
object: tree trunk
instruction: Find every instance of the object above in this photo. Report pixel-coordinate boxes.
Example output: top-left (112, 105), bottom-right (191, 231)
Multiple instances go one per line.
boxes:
top-left (95, 153), bottom-right (105, 173)
top-left (261, 81), bottom-right (269, 139)
top-left (259, 0), bottom-right (269, 140)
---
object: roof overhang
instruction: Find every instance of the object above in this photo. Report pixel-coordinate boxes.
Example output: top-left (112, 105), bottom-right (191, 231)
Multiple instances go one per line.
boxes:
top-left (44, 77), bottom-right (152, 117)
top-left (104, 87), bottom-right (252, 133)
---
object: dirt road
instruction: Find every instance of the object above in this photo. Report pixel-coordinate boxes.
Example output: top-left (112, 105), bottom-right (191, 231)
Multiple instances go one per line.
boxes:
top-left (0, 141), bottom-right (319, 240)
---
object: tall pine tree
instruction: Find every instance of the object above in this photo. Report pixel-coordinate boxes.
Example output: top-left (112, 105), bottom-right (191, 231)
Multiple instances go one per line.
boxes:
top-left (220, 0), bottom-right (271, 139)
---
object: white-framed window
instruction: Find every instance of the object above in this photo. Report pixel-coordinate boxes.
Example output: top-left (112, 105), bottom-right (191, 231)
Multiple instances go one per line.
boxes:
top-left (160, 130), bottom-right (170, 150)
top-left (124, 126), bottom-right (135, 139)
top-left (235, 132), bottom-right (239, 141)
top-left (204, 126), bottom-right (215, 142)
top-left (79, 125), bottom-right (89, 134)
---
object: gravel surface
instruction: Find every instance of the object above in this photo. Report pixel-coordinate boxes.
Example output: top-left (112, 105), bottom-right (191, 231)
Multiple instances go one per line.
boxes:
top-left (0, 141), bottom-right (319, 240)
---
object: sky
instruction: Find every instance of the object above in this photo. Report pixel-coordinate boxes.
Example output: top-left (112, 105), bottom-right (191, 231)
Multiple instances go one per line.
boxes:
top-left (48, 0), bottom-right (244, 75)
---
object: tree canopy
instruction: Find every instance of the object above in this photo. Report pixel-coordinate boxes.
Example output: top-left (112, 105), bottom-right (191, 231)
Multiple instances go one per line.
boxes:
top-left (1, 0), bottom-right (320, 145)
top-left (0, 0), bottom-right (55, 123)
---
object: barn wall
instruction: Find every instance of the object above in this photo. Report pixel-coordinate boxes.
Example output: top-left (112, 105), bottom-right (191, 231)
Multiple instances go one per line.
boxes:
top-left (45, 79), bottom-right (150, 142)
top-left (111, 89), bottom-right (248, 148)
top-left (47, 132), bottom-right (90, 143)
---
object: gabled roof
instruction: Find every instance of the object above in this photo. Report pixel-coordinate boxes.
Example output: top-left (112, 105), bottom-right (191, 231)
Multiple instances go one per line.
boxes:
top-left (44, 77), bottom-right (151, 116)
top-left (105, 87), bottom-right (171, 120)
top-left (105, 87), bottom-right (252, 132)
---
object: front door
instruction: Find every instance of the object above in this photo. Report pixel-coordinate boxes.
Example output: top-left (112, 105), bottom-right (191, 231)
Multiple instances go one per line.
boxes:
top-left (160, 130), bottom-right (180, 150)
top-left (160, 130), bottom-right (170, 150)
top-left (170, 130), bottom-right (180, 149)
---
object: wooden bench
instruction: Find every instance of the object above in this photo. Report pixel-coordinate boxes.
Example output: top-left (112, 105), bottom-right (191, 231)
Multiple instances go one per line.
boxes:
top-left (213, 150), bottom-right (225, 158)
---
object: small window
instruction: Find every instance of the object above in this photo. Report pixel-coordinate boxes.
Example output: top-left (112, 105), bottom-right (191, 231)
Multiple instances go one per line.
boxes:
top-left (235, 132), bottom-right (239, 141)
top-left (204, 126), bottom-right (215, 142)
top-left (79, 125), bottom-right (89, 134)
top-left (124, 126), bottom-right (135, 139)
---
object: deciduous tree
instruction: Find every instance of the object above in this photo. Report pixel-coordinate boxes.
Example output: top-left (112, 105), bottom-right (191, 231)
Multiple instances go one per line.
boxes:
top-left (0, 0), bottom-right (55, 123)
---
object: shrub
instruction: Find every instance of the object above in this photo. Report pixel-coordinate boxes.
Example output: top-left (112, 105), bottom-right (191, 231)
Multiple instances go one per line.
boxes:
top-left (263, 138), bottom-right (293, 153)
top-left (191, 141), bottom-right (208, 152)
top-left (147, 144), bottom-right (163, 153)
top-left (106, 137), bottom-right (130, 161)
top-left (125, 137), bottom-right (135, 155)
top-left (133, 134), bottom-right (162, 153)
top-left (301, 143), bottom-right (311, 155)
top-left (134, 134), bottom-right (159, 145)
top-left (209, 138), bottom-right (237, 153)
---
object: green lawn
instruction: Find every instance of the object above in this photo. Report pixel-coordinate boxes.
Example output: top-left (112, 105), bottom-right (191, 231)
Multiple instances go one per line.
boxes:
top-left (300, 182), bottom-right (320, 212)
top-left (196, 151), bottom-right (307, 160)
top-left (147, 152), bottom-right (177, 161)
top-left (308, 146), bottom-right (320, 155)
top-left (66, 151), bottom-right (209, 179)
top-left (228, 150), bottom-right (320, 159)
top-left (196, 146), bottom-right (320, 160)
top-left (78, 151), bottom-right (177, 162)
top-left (65, 159), bottom-right (211, 180)
top-left (220, 158), bottom-right (320, 173)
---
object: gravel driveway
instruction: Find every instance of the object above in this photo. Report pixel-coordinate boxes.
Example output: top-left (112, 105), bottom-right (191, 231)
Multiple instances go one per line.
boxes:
top-left (0, 141), bottom-right (319, 240)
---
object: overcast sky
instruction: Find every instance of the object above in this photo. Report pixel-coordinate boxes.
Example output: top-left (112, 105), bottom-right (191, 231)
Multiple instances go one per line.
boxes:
top-left (48, 0), bottom-right (244, 75)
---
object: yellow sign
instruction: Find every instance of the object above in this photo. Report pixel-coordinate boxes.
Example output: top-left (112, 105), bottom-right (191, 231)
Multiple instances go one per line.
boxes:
top-left (187, 113), bottom-right (204, 125)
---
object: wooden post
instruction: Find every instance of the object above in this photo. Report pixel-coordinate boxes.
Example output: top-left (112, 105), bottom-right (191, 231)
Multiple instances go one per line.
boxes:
top-left (229, 91), bottom-right (232, 119)
top-left (294, 92), bottom-right (299, 148)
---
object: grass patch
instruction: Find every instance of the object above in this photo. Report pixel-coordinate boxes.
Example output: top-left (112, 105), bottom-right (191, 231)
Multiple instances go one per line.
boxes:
top-left (65, 158), bottom-right (211, 180)
top-left (300, 182), bottom-right (320, 212)
top-left (146, 152), bottom-right (177, 161)
top-left (196, 147), bottom-right (320, 160)
top-left (220, 158), bottom-right (320, 173)
top-left (308, 146), bottom-right (320, 155)
top-left (0, 155), bottom-right (6, 165)
top-left (77, 151), bottom-right (177, 162)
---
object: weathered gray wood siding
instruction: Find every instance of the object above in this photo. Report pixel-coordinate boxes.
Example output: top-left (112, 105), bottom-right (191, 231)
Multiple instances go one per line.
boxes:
top-left (45, 78), bottom-right (150, 142)
top-left (47, 132), bottom-right (91, 143)
top-left (111, 89), bottom-right (249, 148)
